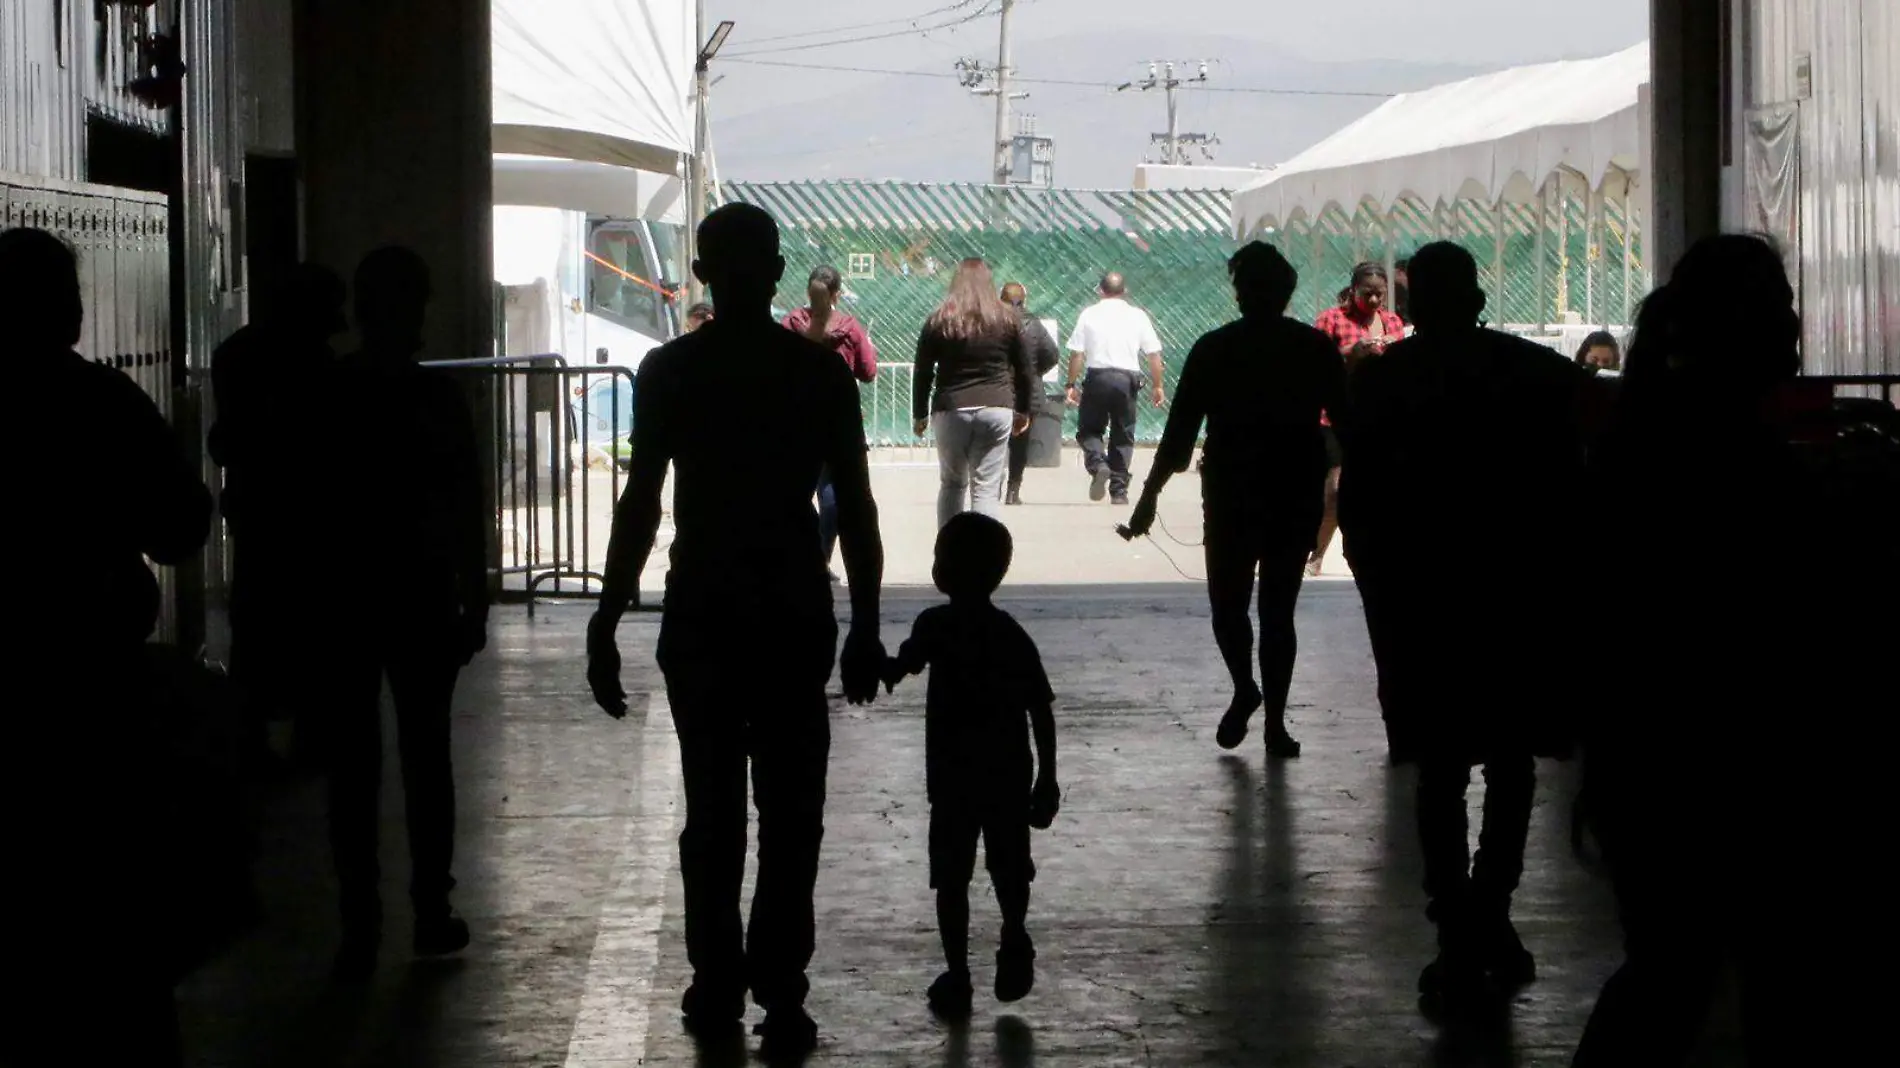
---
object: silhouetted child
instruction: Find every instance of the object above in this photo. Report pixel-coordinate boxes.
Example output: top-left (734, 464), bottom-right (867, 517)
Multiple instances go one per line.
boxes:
top-left (883, 513), bottom-right (1059, 1018)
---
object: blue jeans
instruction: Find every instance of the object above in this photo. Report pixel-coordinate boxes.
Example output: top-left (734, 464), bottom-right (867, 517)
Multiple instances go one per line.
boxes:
top-left (816, 466), bottom-right (838, 566)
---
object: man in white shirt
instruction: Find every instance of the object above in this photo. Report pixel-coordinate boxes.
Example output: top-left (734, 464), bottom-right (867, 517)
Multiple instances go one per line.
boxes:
top-left (1064, 273), bottom-right (1166, 504)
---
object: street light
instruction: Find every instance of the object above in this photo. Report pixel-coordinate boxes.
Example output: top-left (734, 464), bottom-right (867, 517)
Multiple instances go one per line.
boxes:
top-left (687, 17), bottom-right (736, 309)
top-left (699, 19), bottom-right (735, 70)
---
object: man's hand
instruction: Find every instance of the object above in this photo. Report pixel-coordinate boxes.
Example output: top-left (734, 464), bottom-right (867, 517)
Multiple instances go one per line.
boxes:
top-left (1012, 412), bottom-right (1032, 437)
top-left (838, 625), bottom-right (887, 706)
top-left (585, 611), bottom-right (629, 719)
top-left (1029, 776), bottom-right (1060, 830)
top-left (1125, 493), bottom-right (1158, 539)
top-left (457, 610), bottom-right (489, 667)
top-left (1151, 385), bottom-right (1168, 408)
top-left (1065, 386), bottom-right (1080, 408)
top-left (913, 417), bottom-right (930, 438)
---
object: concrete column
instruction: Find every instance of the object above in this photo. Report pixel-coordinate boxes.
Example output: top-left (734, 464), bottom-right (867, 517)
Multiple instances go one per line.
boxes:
top-left (1648, 0), bottom-right (1726, 281)
top-left (294, 0), bottom-right (492, 362)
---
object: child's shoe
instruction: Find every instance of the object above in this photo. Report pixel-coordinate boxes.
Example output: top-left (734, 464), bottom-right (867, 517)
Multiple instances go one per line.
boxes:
top-left (927, 968), bottom-right (974, 1018)
top-left (995, 935), bottom-right (1036, 1003)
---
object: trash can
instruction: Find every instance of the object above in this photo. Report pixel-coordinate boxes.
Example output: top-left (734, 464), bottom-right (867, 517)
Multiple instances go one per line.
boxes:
top-left (1025, 390), bottom-right (1066, 468)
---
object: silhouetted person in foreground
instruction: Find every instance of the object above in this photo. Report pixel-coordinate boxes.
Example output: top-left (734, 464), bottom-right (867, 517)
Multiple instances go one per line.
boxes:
top-left (588, 203), bottom-right (887, 1059)
top-left (327, 247), bottom-right (487, 978)
top-left (209, 262), bottom-right (347, 767)
top-left (1570, 234), bottom-right (1891, 1066)
top-left (882, 512), bottom-right (1059, 1018)
top-left (2, 227), bottom-right (212, 1066)
top-left (1338, 241), bottom-right (1587, 1019)
top-left (1125, 242), bottom-right (1344, 758)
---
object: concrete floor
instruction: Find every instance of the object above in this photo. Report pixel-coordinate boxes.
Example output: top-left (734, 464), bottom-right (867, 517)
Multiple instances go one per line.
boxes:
top-left (179, 461), bottom-right (1652, 1067)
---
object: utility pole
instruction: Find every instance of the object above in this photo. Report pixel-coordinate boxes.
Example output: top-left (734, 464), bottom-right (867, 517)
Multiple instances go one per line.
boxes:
top-left (991, 0), bottom-right (1014, 186)
top-left (957, 0), bottom-right (1029, 186)
top-left (1118, 60), bottom-right (1219, 166)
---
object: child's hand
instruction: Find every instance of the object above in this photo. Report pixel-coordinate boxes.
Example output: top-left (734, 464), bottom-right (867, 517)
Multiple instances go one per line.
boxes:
top-left (1029, 777), bottom-right (1060, 830)
top-left (880, 657), bottom-right (906, 694)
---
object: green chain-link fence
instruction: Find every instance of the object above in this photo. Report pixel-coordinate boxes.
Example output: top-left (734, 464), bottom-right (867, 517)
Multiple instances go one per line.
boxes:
top-left (724, 181), bottom-right (1643, 444)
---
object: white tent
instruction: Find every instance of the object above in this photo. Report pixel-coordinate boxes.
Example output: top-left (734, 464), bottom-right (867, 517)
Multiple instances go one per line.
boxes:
top-left (492, 0), bottom-right (694, 176)
top-left (1233, 43), bottom-right (1649, 237)
top-left (492, 155), bottom-right (686, 223)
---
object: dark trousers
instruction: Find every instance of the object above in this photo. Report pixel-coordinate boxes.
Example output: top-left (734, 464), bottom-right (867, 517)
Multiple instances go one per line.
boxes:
top-left (1205, 535), bottom-right (1309, 716)
top-left (1077, 369), bottom-right (1139, 496)
top-left (1571, 760), bottom-right (1834, 1066)
top-left (663, 639), bottom-right (833, 1011)
top-left (1007, 433), bottom-right (1030, 490)
top-left (816, 466), bottom-right (838, 565)
top-left (324, 648), bottom-right (462, 928)
top-left (1417, 754), bottom-right (1534, 928)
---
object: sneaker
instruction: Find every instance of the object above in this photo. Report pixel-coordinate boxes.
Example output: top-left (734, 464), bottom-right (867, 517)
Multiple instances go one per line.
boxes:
top-left (927, 969), bottom-right (975, 1018)
top-left (1111, 493), bottom-right (1130, 506)
top-left (413, 912), bottom-right (471, 957)
top-left (1477, 915), bottom-right (1536, 987)
top-left (1417, 948), bottom-right (1487, 1022)
top-left (1216, 686), bottom-right (1262, 750)
top-left (681, 982), bottom-right (745, 1037)
top-left (753, 1005), bottom-right (819, 1060)
top-left (1089, 467), bottom-right (1110, 502)
top-left (1266, 727), bottom-right (1303, 759)
top-left (994, 937), bottom-right (1037, 1003)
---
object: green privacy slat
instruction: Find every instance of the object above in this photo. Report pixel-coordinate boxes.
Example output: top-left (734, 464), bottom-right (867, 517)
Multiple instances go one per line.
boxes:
top-left (716, 180), bottom-right (1639, 442)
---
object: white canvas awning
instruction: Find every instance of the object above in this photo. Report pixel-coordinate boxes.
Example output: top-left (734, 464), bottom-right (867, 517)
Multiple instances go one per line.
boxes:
top-left (493, 0), bottom-right (694, 174)
top-left (492, 155), bottom-right (686, 223)
top-left (1234, 43), bottom-right (1649, 237)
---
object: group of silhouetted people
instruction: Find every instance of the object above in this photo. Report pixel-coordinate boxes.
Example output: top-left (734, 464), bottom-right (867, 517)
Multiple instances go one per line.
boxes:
top-left (0, 225), bottom-right (491, 1064)
top-left (213, 246), bottom-right (488, 981)
top-left (8, 192), bottom-right (1892, 1066)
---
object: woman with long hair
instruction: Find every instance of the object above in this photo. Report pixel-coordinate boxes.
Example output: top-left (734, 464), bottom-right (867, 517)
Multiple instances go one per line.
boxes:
top-left (1310, 261), bottom-right (1407, 575)
top-left (912, 258), bottom-right (1040, 528)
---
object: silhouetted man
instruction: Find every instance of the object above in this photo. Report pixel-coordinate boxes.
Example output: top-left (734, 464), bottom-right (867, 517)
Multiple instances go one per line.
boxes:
top-left (2, 227), bottom-right (212, 1066)
top-left (1338, 241), bottom-right (1587, 1018)
top-left (1001, 281), bottom-right (1060, 506)
top-left (1125, 242), bottom-right (1343, 759)
top-left (588, 203), bottom-right (887, 1058)
top-left (1571, 234), bottom-right (1888, 1067)
top-left (327, 247), bottom-right (487, 977)
top-left (209, 263), bottom-right (347, 765)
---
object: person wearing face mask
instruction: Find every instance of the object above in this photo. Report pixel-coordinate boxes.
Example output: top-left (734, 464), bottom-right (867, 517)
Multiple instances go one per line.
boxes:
top-left (1310, 262), bottom-right (1407, 576)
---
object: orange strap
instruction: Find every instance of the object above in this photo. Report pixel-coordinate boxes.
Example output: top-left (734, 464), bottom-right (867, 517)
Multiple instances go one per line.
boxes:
top-left (584, 250), bottom-right (676, 301)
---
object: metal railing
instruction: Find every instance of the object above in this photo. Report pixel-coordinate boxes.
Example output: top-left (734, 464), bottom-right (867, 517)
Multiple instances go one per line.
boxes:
top-left (428, 355), bottom-right (640, 615)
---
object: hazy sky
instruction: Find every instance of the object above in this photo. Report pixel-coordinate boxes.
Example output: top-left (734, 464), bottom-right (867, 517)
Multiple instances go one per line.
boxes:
top-left (705, 0), bottom-right (1650, 183)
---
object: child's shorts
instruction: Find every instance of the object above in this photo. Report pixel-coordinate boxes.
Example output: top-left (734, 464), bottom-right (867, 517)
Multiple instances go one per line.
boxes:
top-left (929, 801), bottom-right (1035, 890)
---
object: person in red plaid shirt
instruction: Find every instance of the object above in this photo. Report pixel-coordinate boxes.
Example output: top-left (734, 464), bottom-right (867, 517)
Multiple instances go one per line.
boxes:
top-left (1310, 262), bottom-right (1407, 575)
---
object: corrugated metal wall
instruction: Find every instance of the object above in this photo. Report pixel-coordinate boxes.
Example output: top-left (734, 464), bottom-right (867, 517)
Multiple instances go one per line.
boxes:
top-left (0, 0), bottom-right (87, 180)
top-left (1746, 0), bottom-right (1900, 375)
top-left (237, 0), bottom-right (295, 155)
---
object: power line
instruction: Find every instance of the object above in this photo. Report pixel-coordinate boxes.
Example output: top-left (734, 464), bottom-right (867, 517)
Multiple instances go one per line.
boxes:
top-left (731, 1), bottom-right (989, 49)
top-left (723, 57), bottom-right (1396, 98)
top-left (724, 1), bottom-right (1000, 59)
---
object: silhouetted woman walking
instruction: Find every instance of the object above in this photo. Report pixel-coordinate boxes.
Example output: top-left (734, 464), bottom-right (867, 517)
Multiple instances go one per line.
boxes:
top-left (1126, 242), bottom-right (1343, 758)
